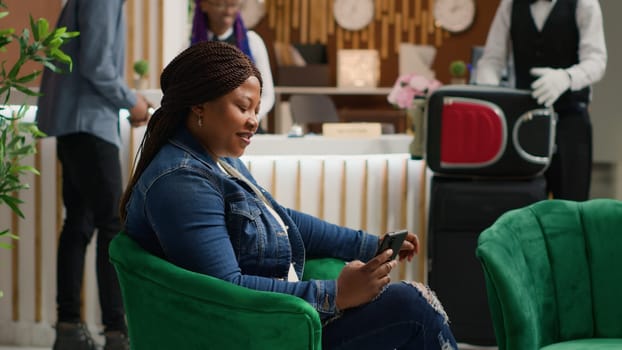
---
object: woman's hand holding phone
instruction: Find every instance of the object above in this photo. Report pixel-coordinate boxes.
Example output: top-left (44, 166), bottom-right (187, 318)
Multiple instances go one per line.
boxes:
top-left (398, 231), bottom-right (419, 262)
top-left (377, 230), bottom-right (419, 262)
top-left (335, 249), bottom-right (397, 310)
top-left (335, 230), bottom-right (420, 310)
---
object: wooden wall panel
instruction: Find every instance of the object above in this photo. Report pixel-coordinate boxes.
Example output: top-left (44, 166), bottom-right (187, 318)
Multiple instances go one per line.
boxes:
top-left (254, 0), bottom-right (500, 86)
top-left (4, 0), bottom-right (500, 90)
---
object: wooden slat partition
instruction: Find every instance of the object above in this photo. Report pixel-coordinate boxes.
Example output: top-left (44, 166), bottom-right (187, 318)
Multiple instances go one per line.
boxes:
top-left (264, 0), bottom-right (456, 86)
top-left (126, 0), bottom-right (164, 89)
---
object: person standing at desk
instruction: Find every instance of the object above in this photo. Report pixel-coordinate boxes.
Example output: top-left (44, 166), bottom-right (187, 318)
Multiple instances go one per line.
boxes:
top-left (36, 1), bottom-right (151, 349)
top-left (476, 0), bottom-right (607, 201)
top-left (191, 0), bottom-right (275, 126)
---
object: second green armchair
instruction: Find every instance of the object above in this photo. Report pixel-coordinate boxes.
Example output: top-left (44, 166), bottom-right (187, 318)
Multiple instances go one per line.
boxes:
top-left (476, 199), bottom-right (622, 350)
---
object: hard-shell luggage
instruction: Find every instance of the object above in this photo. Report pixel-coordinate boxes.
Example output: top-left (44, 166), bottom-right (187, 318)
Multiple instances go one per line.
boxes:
top-left (426, 86), bottom-right (556, 178)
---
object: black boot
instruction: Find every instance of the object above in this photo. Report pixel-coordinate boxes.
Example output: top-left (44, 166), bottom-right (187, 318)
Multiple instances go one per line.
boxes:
top-left (53, 322), bottom-right (98, 350)
top-left (104, 330), bottom-right (129, 350)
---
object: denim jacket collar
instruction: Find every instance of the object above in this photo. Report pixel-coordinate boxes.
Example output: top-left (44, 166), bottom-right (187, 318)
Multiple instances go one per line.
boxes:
top-left (169, 126), bottom-right (218, 169)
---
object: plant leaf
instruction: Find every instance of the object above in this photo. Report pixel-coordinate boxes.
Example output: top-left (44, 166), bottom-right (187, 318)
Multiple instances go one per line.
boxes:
top-left (15, 70), bottom-right (41, 84)
top-left (0, 195), bottom-right (25, 218)
top-left (49, 47), bottom-right (72, 68)
top-left (0, 242), bottom-right (14, 250)
top-left (37, 18), bottom-right (49, 42)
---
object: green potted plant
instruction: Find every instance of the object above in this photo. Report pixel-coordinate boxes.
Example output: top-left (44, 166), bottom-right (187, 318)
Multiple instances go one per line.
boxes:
top-left (133, 59), bottom-right (149, 90)
top-left (0, 0), bottom-right (77, 286)
top-left (449, 59), bottom-right (467, 84)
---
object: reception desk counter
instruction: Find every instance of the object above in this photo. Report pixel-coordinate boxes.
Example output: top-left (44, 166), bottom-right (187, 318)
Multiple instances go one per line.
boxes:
top-left (245, 134), bottom-right (411, 155)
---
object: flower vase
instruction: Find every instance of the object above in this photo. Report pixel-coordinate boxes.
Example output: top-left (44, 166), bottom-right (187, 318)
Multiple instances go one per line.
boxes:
top-left (407, 98), bottom-right (427, 160)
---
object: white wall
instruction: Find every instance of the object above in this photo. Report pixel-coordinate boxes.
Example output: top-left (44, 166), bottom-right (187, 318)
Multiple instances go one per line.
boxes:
top-left (591, 0), bottom-right (621, 163)
top-left (162, 0), bottom-right (191, 67)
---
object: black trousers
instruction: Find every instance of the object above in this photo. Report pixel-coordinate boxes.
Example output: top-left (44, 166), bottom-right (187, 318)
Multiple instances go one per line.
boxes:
top-left (545, 106), bottom-right (592, 201)
top-left (56, 133), bottom-right (125, 332)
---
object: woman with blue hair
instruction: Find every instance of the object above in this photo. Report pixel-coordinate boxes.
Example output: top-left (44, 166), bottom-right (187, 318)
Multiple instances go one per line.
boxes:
top-left (191, 0), bottom-right (275, 125)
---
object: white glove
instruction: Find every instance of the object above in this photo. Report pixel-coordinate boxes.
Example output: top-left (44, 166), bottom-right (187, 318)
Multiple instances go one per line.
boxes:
top-left (530, 68), bottom-right (571, 107)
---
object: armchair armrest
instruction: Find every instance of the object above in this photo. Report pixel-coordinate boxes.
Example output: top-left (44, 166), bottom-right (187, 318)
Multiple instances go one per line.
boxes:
top-left (302, 258), bottom-right (346, 281)
top-left (477, 210), bottom-right (545, 350)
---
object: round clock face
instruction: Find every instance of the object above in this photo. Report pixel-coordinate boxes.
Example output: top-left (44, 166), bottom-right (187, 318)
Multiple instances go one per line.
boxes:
top-left (333, 0), bottom-right (375, 31)
top-left (240, 0), bottom-right (267, 29)
top-left (434, 0), bottom-right (476, 33)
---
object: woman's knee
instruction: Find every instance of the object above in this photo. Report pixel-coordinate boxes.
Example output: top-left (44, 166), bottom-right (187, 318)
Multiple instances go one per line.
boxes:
top-left (380, 282), bottom-right (450, 326)
top-left (405, 281), bottom-right (450, 324)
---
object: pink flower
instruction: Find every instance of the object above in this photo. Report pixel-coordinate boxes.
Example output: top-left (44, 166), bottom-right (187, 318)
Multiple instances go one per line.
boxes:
top-left (387, 73), bottom-right (442, 109)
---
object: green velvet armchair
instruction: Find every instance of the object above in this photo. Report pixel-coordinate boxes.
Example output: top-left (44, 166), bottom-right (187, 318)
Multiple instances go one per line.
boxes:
top-left (476, 199), bottom-right (622, 350)
top-left (109, 232), bottom-right (345, 350)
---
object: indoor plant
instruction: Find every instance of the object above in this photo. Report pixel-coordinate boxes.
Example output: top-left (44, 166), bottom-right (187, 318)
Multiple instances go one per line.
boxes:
top-left (133, 59), bottom-right (149, 90)
top-left (0, 1), bottom-right (77, 258)
top-left (449, 59), bottom-right (468, 84)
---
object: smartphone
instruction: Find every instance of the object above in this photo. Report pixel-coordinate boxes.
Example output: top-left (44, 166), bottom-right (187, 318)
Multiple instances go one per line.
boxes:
top-left (376, 229), bottom-right (408, 260)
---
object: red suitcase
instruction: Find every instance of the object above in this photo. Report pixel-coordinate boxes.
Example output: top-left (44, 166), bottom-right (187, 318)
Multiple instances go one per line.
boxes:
top-left (425, 86), bottom-right (556, 178)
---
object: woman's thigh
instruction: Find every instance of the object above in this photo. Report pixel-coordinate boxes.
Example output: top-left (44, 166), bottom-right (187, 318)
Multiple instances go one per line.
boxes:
top-left (322, 282), bottom-right (457, 350)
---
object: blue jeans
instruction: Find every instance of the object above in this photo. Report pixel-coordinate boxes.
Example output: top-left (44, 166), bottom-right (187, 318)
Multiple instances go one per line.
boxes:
top-left (322, 282), bottom-right (458, 350)
top-left (56, 133), bottom-right (126, 332)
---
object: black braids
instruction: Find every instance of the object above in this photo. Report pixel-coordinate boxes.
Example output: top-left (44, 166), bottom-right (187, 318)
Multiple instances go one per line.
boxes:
top-left (121, 41), bottom-right (264, 221)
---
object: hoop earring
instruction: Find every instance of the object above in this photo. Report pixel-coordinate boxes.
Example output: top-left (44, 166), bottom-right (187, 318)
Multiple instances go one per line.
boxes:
top-left (197, 116), bottom-right (203, 128)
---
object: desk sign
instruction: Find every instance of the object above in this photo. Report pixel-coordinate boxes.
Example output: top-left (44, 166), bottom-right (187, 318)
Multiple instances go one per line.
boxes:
top-left (322, 122), bottom-right (382, 138)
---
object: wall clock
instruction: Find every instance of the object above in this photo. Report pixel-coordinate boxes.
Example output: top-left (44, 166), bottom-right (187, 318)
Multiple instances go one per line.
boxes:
top-left (240, 0), bottom-right (267, 29)
top-left (433, 0), bottom-right (476, 33)
top-left (333, 0), bottom-right (375, 31)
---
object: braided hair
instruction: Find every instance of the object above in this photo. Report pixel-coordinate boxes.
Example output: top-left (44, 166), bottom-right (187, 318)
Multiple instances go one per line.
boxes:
top-left (120, 41), bottom-right (263, 221)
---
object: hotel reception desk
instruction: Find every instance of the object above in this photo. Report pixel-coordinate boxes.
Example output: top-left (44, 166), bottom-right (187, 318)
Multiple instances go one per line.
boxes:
top-left (0, 104), bottom-right (429, 346)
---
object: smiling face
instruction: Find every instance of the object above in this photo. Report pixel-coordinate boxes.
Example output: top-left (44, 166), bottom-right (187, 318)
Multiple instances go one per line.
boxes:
top-left (198, 0), bottom-right (242, 36)
top-left (189, 76), bottom-right (261, 159)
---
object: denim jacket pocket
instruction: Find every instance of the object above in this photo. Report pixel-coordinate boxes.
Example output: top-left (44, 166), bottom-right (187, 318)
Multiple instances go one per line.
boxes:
top-left (229, 196), bottom-right (262, 220)
top-left (226, 194), bottom-right (268, 269)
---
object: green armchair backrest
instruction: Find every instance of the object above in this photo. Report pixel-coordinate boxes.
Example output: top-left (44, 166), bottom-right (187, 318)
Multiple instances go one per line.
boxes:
top-left (109, 232), bottom-right (345, 350)
top-left (476, 199), bottom-right (622, 350)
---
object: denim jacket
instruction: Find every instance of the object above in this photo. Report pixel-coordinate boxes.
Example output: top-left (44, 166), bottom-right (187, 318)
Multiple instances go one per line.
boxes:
top-left (124, 127), bottom-right (379, 319)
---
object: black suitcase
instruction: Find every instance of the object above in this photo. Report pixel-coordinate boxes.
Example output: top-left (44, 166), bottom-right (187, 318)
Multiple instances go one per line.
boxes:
top-left (426, 85), bottom-right (556, 178)
top-left (427, 175), bottom-right (547, 345)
